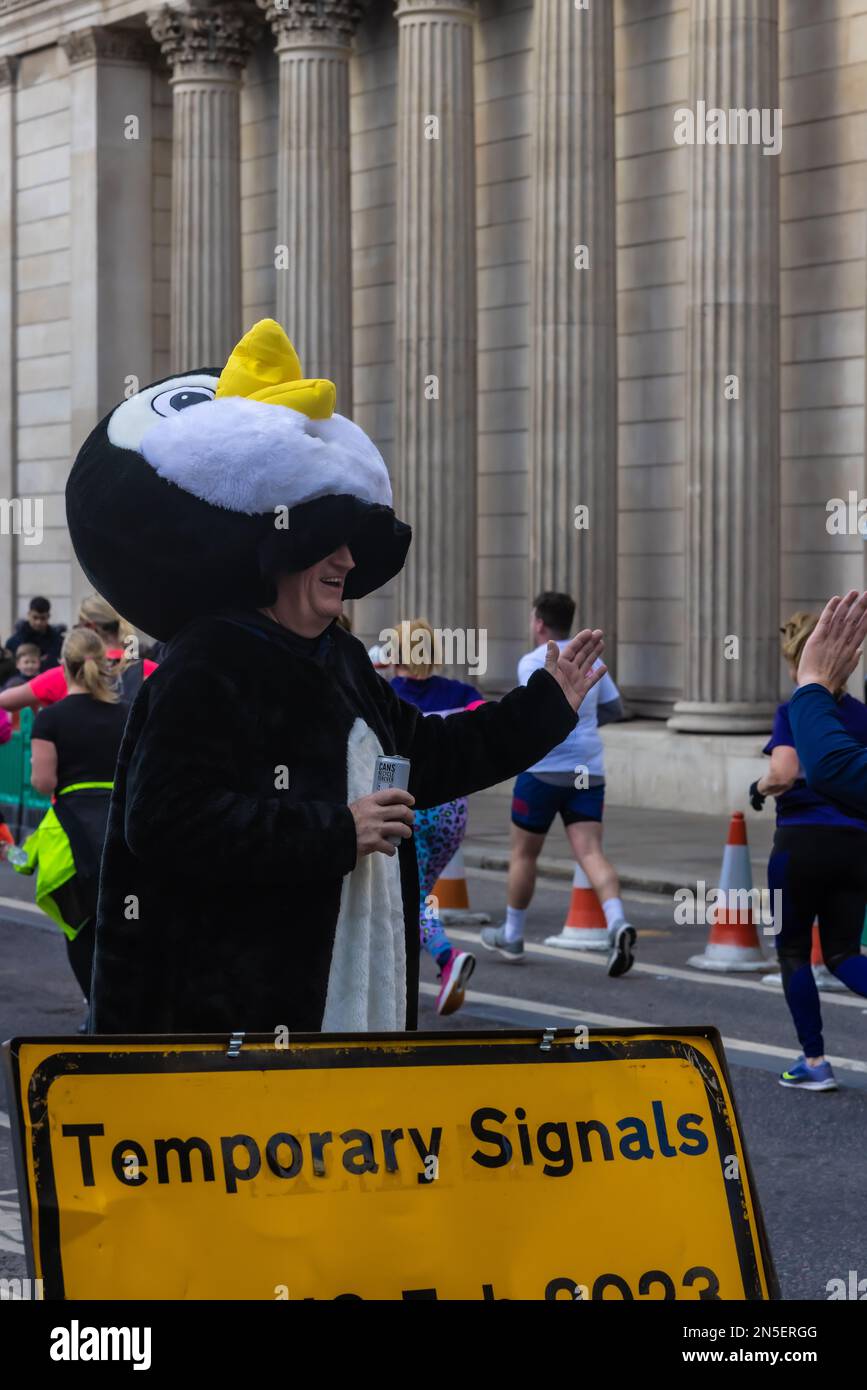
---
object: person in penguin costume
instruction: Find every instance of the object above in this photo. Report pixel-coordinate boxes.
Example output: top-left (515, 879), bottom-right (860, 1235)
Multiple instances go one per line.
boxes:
top-left (66, 318), bottom-right (607, 1034)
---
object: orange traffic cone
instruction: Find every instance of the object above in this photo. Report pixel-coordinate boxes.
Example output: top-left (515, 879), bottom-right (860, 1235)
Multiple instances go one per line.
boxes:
top-left (544, 862), bottom-right (610, 951)
top-left (432, 847), bottom-right (491, 926)
top-left (688, 812), bottom-right (767, 972)
top-left (763, 920), bottom-right (847, 993)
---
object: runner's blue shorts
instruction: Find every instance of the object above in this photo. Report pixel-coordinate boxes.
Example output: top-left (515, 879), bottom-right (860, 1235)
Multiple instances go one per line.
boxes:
top-left (511, 772), bottom-right (605, 833)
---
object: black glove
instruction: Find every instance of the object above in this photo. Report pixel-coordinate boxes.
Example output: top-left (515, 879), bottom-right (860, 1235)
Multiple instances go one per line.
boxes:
top-left (749, 780), bottom-right (766, 812)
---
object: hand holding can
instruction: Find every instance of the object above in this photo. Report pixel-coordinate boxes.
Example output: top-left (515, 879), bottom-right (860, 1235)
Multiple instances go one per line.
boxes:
top-left (372, 756), bottom-right (412, 847)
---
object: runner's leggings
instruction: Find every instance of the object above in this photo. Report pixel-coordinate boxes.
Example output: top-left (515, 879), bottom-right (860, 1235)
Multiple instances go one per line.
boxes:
top-left (414, 797), bottom-right (469, 961)
top-left (767, 825), bottom-right (867, 1057)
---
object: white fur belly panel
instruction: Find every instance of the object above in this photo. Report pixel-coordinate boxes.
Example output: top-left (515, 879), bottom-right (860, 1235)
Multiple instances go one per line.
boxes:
top-left (321, 718), bottom-right (406, 1031)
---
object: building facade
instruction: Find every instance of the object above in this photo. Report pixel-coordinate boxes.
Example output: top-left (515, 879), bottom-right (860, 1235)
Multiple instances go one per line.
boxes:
top-left (0, 0), bottom-right (865, 762)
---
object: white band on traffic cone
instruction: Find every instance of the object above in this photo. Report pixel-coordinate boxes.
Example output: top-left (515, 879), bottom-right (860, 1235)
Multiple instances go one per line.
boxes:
top-left (433, 846), bottom-right (491, 925)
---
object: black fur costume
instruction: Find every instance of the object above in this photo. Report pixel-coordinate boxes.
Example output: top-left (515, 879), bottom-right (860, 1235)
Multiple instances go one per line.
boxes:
top-left (65, 320), bottom-right (578, 1033)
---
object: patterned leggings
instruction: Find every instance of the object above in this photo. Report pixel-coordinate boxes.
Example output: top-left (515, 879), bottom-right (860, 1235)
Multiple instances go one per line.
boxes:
top-left (414, 797), bottom-right (469, 961)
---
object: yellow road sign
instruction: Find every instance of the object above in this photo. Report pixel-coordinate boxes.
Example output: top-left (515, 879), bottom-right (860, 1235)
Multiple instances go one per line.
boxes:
top-left (3, 1028), bottom-right (777, 1300)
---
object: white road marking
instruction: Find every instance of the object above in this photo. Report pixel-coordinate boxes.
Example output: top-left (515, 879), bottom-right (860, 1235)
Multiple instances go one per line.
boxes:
top-left (419, 982), bottom-right (867, 1076)
top-left (0, 895), bottom-right (42, 917)
top-left (0, 1110), bottom-right (9, 1127)
top-left (447, 926), bottom-right (867, 1010)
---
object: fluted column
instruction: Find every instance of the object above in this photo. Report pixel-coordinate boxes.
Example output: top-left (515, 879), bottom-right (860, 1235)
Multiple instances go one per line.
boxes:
top-left (669, 0), bottom-right (780, 732)
top-left (149, 2), bottom-right (261, 369)
top-left (395, 0), bottom-right (477, 636)
top-left (529, 0), bottom-right (617, 650)
top-left (258, 1), bottom-right (362, 410)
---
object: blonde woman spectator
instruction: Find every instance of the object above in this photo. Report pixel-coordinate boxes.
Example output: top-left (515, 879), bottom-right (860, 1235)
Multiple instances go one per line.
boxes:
top-left (0, 594), bottom-right (158, 715)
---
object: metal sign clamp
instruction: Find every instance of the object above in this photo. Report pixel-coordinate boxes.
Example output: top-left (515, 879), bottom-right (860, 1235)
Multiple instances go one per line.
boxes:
top-left (226, 1031), bottom-right (245, 1058)
top-left (540, 1027), bottom-right (556, 1052)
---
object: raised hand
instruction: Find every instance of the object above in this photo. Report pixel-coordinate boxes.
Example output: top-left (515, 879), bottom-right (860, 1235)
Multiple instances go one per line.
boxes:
top-left (798, 591), bottom-right (867, 694)
top-left (543, 628), bottom-right (606, 713)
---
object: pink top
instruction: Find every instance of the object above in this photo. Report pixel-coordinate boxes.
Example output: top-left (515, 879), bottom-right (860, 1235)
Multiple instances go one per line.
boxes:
top-left (0, 708), bottom-right (11, 744)
top-left (28, 658), bottom-right (158, 707)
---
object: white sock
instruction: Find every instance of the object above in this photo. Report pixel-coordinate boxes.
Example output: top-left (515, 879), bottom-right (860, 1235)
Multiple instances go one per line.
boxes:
top-left (602, 897), bottom-right (625, 930)
top-left (504, 906), bottom-right (526, 942)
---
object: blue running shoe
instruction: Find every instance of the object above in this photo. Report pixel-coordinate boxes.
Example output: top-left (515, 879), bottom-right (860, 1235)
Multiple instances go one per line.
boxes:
top-left (779, 1056), bottom-right (837, 1091)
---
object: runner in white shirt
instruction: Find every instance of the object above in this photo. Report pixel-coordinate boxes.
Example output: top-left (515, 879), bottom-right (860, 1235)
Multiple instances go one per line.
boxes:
top-left (480, 591), bottom-right (637, 976)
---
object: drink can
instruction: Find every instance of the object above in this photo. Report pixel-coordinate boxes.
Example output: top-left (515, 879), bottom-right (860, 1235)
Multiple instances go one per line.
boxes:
top-left (372, 754), bottom-right (411, 794)
top-left (372, 755), bottom-right (411, 847)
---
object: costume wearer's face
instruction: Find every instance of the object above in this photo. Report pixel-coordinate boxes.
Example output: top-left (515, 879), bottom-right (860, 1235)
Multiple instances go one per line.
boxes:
top-left (28, 609), bottom-right (49, 632)
top-left (274, 544), bottom-right (356, 635)
top-left (16, 652), bottom-right (40, 678)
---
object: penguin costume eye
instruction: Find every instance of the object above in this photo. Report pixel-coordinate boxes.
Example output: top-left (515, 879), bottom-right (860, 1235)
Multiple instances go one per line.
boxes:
top-left (107, 374), bottom-right (220, 452)
top-left (151, 385), bottom-right (216, 417)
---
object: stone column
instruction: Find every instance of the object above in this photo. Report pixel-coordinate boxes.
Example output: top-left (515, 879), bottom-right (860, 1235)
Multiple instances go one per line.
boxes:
top-left (668, 0), bottom-right (780, 732)
top-left (258, 1), bottom-right (362, 411)
top-left (529, 0), bottom-right (618, 652)
top-left (149, 2), bottom-right (261, 369)
top-left (394, 0), bottom-right (477, 637)
top-left (61, 27), bottom-right (156, 619)
top-left (0, 57), bottom-right (17, 636)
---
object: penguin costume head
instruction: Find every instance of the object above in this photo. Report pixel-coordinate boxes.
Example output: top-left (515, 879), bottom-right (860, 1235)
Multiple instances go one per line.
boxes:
top-left (66, 319), bottom-right (411, 640)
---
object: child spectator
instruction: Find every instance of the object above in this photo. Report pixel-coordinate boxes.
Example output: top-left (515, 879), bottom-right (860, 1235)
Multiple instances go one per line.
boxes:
top-left (1, 642), bottom-right (41, 691)
top-left (0, 594), bottom-right (158, 716)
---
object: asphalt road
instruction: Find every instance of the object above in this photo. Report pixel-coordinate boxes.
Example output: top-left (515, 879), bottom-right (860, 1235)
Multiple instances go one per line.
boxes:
top-left (1, 862), bottom-right (865, 1301)
top-left (417, 869), bottom-right (867, 1302)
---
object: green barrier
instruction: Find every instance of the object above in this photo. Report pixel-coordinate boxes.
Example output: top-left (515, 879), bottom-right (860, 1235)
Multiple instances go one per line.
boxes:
top-left (0, 707), bottom-right (51, 818)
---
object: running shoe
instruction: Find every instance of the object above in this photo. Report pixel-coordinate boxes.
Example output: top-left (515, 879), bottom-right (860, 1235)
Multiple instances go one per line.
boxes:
top-left (607, 920), bottom-right (636, 977)
top-left (479, 924), bottom-right (525, 963)
top-left (436, 949), bottom-right (475, 1015)
top-left (779, 1056), bottom-right (837, 1091)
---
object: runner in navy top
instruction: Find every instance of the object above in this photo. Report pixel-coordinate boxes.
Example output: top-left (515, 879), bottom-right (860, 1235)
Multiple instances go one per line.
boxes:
top-left (751, 612), bottom-right (867, 1090)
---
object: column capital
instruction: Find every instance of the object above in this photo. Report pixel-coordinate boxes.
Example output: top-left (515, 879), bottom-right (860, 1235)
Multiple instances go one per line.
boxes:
top-left (257, 0), bottom-right (364, 50)
top-left (395, 0), bottom-right (476, 20)
top-left (59, 26), bottom-right (153, 68)
top-left (0, 55), bottom-right (19, 88)
top-left (148, 2), bottom-right (262, 78)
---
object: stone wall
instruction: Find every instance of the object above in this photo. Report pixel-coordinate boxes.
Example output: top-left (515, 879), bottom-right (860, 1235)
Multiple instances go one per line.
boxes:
top-left (614, 0), bottom-right (689, 714)
top-left (151, 67), bottom-right (172, 384)
top-left (474, 0), bottom-right (533, 688)
top-left (14, 43), bottom-right (71, 624)
top-left (779, 0), bottom-right (867, 613)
